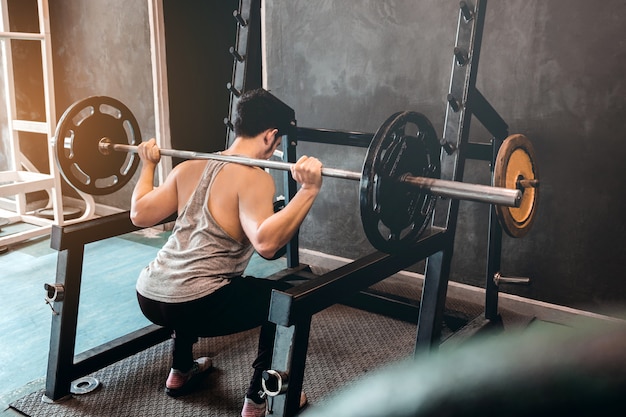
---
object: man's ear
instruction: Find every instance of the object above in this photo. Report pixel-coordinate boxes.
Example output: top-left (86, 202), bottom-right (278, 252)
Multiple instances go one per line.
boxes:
top-left (264, 128), bottom-right (279, 145)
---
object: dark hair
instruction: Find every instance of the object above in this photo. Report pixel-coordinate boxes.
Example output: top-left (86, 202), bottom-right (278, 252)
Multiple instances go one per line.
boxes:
top-left (233, 88), bottom-right (294, 138)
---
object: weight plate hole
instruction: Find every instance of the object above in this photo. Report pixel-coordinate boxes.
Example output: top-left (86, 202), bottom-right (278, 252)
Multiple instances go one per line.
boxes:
top-left (120, 153), bottom-right (136, 175)
top-left (122, 119), bottom-right (137, 144)
top-left (99, 103), bottom-right (123, 119)
top-left (404, 123), bottom-right (419, 137)
top-left (71, 106), bottom-right (94, 126)
top-left (380, 221), bottom-right (416, 243)
top-left (70, 163), bottom-right (91, 186)
top-left (95, 175), bottom-right (120, 189)
top-left (62, 130), bottom-right (75, 159)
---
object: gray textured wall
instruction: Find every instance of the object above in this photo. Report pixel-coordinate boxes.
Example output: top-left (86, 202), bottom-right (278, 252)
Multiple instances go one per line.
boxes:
top-left (48, 0), bottom-right (233, 207)
top-left (49, 0), bottom-right (154, 207)
top-left (264, 0), bottom-right (626, 313)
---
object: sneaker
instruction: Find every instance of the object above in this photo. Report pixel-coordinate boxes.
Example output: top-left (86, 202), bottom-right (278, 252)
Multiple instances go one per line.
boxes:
top-left (165, 357), bottom-right (212, 397)
top-left (299, 391), bottom-right (308, 409)
top-left (242, 391), bottom-right (308, 417)
top-left (241, 397), bottom-right (266, 417)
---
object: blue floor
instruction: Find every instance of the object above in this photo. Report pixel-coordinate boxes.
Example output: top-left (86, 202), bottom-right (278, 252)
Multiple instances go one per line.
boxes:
top-left (0, 222), bottom-right (286, 401)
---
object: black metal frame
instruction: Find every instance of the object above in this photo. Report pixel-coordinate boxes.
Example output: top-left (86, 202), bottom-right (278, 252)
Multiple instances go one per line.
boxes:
top-left (42, 0), bottom-right (513, 413)
top-left (417, 0), bottom-right (509, 351)
top-left (225, 0), bottom-right (263, 145)
top-left (265, 1), bottom-right (512, 415)
top-left (44, 212), bottom-right (175, 401)
top-left (43, 0), bottom-right (269, 402)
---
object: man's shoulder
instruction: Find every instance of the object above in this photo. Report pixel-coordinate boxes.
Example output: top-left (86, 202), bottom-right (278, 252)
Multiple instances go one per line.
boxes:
top-left (223, 161), bottom-right (272, 179)
top-left (169, 159), bottom-right (207, 178)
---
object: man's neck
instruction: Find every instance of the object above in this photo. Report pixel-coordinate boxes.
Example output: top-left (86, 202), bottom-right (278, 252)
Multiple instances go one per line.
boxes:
top-left (224, 137), bottom-right (256, 157)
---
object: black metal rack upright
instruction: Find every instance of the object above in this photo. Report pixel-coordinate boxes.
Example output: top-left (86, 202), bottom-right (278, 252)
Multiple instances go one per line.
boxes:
top-left (417, 0), bottom-right (509, 351)
top-left (225, 0), bottom-right (263, 145)
top-left (257, 1), bottom-right (516, 415)
top-left (224, 0), bottom-right (302, 268)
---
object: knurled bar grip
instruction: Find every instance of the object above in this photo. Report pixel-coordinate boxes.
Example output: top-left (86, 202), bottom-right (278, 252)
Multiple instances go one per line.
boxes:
top-left (101, 139), bottom-right (521, 208)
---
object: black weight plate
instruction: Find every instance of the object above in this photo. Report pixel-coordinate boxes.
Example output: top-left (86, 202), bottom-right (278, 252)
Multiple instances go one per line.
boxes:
top-left (360, 111), bottom-right (441, 253)
top-left (54, 96), bottom-right (141, 195)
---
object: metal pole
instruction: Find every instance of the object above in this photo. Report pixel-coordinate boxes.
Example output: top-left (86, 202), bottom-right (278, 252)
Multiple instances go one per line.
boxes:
top-left (103, 140), bottom-right (361, 181)
top-left (400, 174), bottom-right (521, 208)
top-left (101, 139), bottom-right (522, 208)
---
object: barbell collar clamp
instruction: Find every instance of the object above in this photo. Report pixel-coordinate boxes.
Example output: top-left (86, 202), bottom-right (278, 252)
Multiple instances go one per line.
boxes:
top-left (99, 137), bottom-right (113, 155)
top-left (517, 178), bottom-right (540, 189)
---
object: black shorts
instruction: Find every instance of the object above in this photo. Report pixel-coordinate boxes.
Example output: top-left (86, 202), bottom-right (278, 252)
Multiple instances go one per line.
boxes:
top-left (136, 276), bottom-right (290, 337)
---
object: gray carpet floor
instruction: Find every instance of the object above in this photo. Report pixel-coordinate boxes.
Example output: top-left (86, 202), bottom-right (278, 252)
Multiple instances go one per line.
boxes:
top-left (11, 300), bottom-right (531, 417)
top-left (11, 304), bottom-right (422, 417)
top-left (4, 224), bottom-right (532, 417)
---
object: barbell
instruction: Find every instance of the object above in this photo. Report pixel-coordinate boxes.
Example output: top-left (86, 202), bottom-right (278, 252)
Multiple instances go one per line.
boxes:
top-left (54, 96), bottom-right (539, 253)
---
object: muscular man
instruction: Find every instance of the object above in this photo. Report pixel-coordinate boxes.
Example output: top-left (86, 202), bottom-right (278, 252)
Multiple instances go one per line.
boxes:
top-left (131, 89), bottom-right (322, 417)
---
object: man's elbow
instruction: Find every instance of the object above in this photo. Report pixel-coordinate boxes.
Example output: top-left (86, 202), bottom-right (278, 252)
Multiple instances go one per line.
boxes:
top-left (254, 240), bottom-right (283, 260)
top-left (130, 209), bottom-right (151, 228)
top-left (255, 246), bottom-right (276, 260)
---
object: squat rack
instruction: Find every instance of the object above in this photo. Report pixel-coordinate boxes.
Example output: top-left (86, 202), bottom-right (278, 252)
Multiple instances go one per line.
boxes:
top-left (42, 0), bottom-right (523, 414)
top-left (262, 1), bottom-right (518, 415)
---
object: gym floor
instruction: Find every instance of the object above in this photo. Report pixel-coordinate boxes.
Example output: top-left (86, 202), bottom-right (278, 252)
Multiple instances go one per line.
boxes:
top-left (0, 221), bottom-right (287, 416)
top-left (1, 220), bottom-right (622, 417)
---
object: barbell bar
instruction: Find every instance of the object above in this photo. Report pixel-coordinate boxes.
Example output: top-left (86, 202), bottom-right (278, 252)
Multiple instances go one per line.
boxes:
top-left (98, 138), bottom-right (363, 181)
top-left (54, 96), bottom-right (539, 253)
top-left (99, 138), bottom-right (522, 208)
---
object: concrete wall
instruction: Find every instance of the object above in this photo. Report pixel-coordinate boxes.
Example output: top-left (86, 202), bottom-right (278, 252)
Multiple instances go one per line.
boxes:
top-left (48, 0), bottom-right (155, 206)
top-left (264, 0), bottom-right (626, 314)
top-left (0, 0), bottom-right (155, 204)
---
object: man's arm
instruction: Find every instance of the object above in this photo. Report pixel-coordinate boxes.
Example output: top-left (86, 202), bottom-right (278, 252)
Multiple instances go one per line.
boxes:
top-left (239, 155), bottom-right (323, 259)
top-left (130, 139), bottom-right (179, 227)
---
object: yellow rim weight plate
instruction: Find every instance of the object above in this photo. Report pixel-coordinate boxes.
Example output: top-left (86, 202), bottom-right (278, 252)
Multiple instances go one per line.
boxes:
top-left (493, 134), bottom-right (539, 238)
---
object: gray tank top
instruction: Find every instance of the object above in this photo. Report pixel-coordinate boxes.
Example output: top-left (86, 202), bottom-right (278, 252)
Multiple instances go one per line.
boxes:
top-left (136, 160), bottom-right (255, 303)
